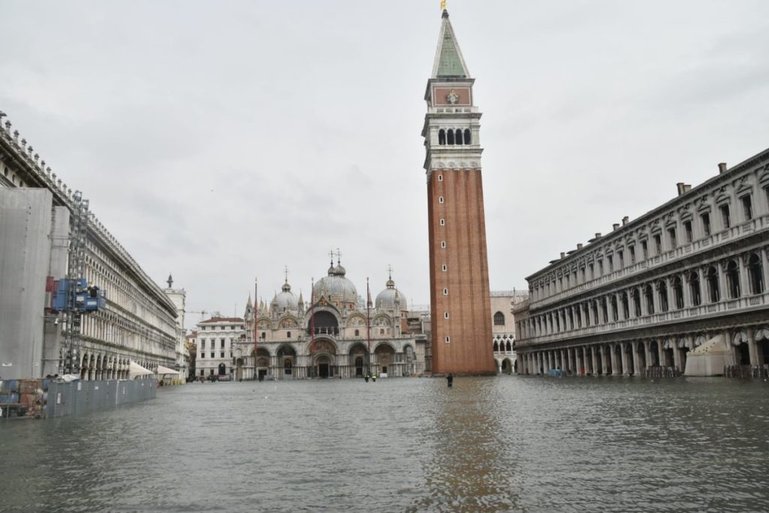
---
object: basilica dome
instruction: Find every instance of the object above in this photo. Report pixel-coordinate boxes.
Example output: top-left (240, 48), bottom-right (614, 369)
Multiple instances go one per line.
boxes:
top-left (376, 275), bottom-right (406, 311)
top-left (271, 280), bottom-right (298, 313)
top-left (313, 261), bottom-right (358, 306)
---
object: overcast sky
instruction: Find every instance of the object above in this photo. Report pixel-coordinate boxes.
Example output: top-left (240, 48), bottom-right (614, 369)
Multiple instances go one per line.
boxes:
top-left (2, 1), bottom-right (768, 328)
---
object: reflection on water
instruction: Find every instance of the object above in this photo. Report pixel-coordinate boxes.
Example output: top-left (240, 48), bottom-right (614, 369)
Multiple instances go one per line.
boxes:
top-left (1, 377), bottom-right (768, 513)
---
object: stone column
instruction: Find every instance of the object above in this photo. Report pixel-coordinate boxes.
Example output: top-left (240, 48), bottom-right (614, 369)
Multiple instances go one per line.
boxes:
top-left (640, 286), bottom-right (649, 316)
top-left (673, 343), bottom-right (682, 373)
top-left (576, 348), bottom-right (583, 375)
top-left (739, 254), bottom-right (750, 298)
top-left (664, 277), bottom-right (673, 311)
top-left (607, 296), bottom-right (615, 323)
top-left (566, 348), bottom-right (573, 374)
top-left (652, 282), bottom-right (661, 314)
top-left (762, 247), bottom-right (769, 295)
top-left (634, 342), bottom-right (642, 375)
top-left (717, 261), bottom-right (728, 300)
top-left (591, 346), bottom-right (599, 376)
top-left (748, 328), bottom-right (759, 366)
top-left (682, 272), bottom-right (692, 308)
top-left (657, 340), bottom-right (665, 367)
top-left (620, 343), bottom-right (629, 375)
top-left (611, 345), bottom-right (621, 375)
top-left (643, 340), bottom-right (653, 370)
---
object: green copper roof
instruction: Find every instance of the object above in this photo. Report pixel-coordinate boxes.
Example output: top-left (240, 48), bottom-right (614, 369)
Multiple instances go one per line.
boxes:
top-left (433, 11), bottom-right (470, 78)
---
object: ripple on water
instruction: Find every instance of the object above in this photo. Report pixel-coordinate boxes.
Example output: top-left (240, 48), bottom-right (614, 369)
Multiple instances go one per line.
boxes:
top-left (1, 377), bottom-right (769, 512)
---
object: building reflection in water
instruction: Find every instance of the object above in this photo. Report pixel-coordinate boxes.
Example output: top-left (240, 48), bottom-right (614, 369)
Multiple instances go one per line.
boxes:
top-left (408, 377), bottom-right (522, 512)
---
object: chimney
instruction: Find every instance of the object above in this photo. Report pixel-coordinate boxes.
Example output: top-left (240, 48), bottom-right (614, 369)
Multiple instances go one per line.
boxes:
top-left (560, 252), bottom-right (566, 259)
top-left (718, 162), bottom-right (727, 174)
top-left (676, 182), bottom-right (686, 196)
top-left (622, 216), bottom-right (629, 225)
top-left (683, 184), bottom-right (691, 193)
top-left (595, 232), bottom-right (601, 238)
top-left (577, 243), bottom-right (583, 250)
top-left (613, 223), bottom-right (620, 231)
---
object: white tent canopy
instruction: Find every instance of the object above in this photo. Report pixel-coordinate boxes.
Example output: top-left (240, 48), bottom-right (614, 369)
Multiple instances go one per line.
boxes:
top-left (129, 361), bottom-right (154, 379)
top-left (156, 365), bottom-right (180, 375)
top-left (684, 334), bottom-right (727, 376)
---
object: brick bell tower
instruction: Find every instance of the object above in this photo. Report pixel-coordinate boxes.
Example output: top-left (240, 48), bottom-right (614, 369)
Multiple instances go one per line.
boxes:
top-left (422, 8), bottom-right (495, 375)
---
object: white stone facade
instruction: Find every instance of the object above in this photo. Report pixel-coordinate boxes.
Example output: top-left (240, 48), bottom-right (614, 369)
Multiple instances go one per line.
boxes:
top-left (194, 318), bottom-right (243, 379)
top-left (0, 113), bottom-right (179, 380)
top-left (490, 290), bottom-right (528, 374)
top-left (515, 149), bottom-right (769, 377)
top-left (229, 262), bottom-right (427, 380)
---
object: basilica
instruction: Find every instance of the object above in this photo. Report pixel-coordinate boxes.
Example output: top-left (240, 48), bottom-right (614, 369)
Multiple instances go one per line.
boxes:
top-left (230, 258), bottom-right (428, 380)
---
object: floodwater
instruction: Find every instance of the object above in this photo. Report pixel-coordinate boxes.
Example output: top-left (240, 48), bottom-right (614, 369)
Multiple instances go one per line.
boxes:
top-left (1, 376), bottom-right (769, 513)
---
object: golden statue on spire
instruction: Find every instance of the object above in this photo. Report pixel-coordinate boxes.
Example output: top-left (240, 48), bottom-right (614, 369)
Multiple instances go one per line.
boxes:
top-left (440, 0), bottom-right (447, 10)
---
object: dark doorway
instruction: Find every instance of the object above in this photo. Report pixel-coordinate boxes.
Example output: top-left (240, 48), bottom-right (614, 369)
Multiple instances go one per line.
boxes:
top-left (318, 363), bottom-right (329, 378)
top-left (737, 343), bottom-right (750, 365)
top-left (218, 363), bottom-right (226, 376)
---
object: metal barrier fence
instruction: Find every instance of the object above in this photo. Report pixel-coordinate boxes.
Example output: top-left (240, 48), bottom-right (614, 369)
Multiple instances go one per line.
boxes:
top-left (724, 365), bottom-right (769, 379)
top-left (45, 379), bottom-right (156, 418)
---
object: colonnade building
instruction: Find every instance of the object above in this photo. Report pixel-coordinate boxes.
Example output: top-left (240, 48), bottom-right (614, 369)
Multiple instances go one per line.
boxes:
top-left (0, 113), bottom-right (182, 380)
top-left (515, 149), bottom-right (769, 377)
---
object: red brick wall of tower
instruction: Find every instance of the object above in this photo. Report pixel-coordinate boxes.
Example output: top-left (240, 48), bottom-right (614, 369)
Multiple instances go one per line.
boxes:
top-left (427, 167), bottom-right (495, 375)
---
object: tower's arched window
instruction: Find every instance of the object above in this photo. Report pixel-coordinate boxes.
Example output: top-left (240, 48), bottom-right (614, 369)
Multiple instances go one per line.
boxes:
top-left (455, 129), bottom-right (463, 145)
top-left (748, 253), bottom-right (764, 294)
top-left (494, 311), bottom-right (505, 326)
top-left (726, 260), bottom-right (740, 298)
top-left (438, 129), bottom-right (446, 145)
top-left (447, 129), bottom-right (455, 145)
top-left (464, 129), bottom-right (471, 145)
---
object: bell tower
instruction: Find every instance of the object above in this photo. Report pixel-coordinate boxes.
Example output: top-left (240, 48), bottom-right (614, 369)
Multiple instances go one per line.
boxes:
top-left (422, 8), bottom-right (495, 375)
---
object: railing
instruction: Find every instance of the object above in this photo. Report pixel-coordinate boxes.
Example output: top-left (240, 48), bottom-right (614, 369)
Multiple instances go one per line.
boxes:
top-left (519, 291), bottom-right (769, 346)
top-left (530, 215), bottom-right (769, 310)
top-left (725, 365), bottom-right (769, 379)
top-left (641, 366), bottom-right (681, 378)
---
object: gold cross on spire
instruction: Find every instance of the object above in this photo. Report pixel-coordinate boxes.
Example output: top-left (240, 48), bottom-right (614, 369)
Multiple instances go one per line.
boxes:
top-left (440, 0), bottom-right (447, 10)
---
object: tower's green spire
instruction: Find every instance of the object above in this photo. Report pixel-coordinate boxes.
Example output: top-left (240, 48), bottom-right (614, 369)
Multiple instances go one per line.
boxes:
top-left (432, 10), bottom-right (470, 79)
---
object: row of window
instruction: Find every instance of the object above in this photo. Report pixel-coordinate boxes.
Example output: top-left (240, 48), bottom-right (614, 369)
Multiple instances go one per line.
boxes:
top-left (493, 341), bottom-right (513, 352)
top-left (521, 252), bottom-right (766, 339)
top-left (199, 339), bottom-right (232, 348)
top-left (200, 352), bottom-right (228, 359)
top-left (437, 128), bottom-right (471, 146)
top-left (532, 185), bottom-right (769, 301)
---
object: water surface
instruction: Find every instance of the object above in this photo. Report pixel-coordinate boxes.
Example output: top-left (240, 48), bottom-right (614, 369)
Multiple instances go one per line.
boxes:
top-left (1, 376), bottom-right (768, 512)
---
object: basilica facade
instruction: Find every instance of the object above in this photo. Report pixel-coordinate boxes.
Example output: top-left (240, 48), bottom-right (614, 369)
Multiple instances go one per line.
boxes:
top-left (230, 259), bottom-right (427, 380)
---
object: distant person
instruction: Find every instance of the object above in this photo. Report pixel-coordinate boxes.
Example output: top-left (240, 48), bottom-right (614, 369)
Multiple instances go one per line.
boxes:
top-left (447, 373), bottom-right (453, 388)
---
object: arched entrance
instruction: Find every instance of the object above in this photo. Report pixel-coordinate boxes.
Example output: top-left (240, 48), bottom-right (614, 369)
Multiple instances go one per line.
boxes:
top-left (218, 362), bottom-right (227, 376)
top-left (277, 345), bottom-right (297, 377)
top-left (374, 343), bottom-right (396, 376)
top-left (348, 342), bottom-right (369, 378)
top-left (309, 338), bottom-right (337, 378)
top-left (254, 347), bottom-right (270, 381)
top-left (501, 358), bottom-right (513, 375)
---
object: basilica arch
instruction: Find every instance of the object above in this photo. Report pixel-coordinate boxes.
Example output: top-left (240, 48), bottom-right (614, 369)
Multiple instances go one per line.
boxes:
top-left (309, 338), bottom-right (337, 378)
